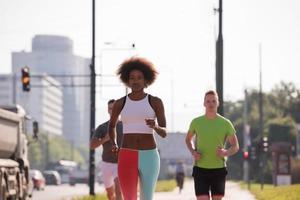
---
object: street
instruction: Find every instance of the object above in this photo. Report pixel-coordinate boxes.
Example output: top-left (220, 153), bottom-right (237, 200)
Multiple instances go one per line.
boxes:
top-left (30, 183), bottom-right (105, 200)
top-left (154, 180), bottom-right (256, 200)
top-left (29, 180), bottom-right (255, 200)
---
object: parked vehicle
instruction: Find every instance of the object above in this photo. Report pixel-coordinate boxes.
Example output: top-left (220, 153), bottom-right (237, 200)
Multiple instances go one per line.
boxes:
top-left (43, 170), bottom-right (61, 185)
top-left (29, 169), bottom-right (46, 190)
top-left (0, 105), bottom-right (38, 199)
top-left (69, 167), bottom-right (89, 186)
top-left (48, 160), bottom-right (77, 184)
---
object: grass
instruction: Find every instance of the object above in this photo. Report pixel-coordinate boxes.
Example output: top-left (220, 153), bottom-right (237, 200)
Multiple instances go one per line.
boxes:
top-left (155, 179), bottom-right (177, 192)
top-left (71, 194), bottom-right (107, 200)
top-left (240, 182), bottom-right (300, 200)
top-left (71, 179), bottom-right (177, 200)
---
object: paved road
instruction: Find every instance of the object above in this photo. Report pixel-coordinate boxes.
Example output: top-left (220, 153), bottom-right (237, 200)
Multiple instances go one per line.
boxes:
top-left (154, 179), bottom-right (256, 200)
top-left (31, 180), bottom-right (256, 200)
top-left (30, 183), bottom-right (105, 200)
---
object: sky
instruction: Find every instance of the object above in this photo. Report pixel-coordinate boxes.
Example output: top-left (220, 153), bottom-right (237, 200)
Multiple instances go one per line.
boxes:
top-left (1, 0), bottom-right (300, 133)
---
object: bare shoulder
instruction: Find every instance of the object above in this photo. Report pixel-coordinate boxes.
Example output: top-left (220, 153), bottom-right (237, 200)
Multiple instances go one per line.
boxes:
top-left (113, 96), bottom-right (126, 111)
top-left (149, 95), bottom-right (163, 105)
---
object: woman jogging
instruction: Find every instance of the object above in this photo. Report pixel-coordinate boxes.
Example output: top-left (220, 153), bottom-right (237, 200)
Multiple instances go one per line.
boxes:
top-left (108, 57), bottom-right (167, 200)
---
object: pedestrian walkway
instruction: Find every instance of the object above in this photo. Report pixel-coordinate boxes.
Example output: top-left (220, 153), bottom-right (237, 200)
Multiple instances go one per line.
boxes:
top-left (223, 181), bottom-right (256, 200)
top-left (154, 179), bottom-right (256, 200)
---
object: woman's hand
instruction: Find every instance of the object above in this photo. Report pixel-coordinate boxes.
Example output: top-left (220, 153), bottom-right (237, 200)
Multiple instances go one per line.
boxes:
top-left (145, 118), bottom-right (156, 129)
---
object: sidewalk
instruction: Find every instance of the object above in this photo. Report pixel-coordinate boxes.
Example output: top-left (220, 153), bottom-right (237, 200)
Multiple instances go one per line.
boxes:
top-left (154, 180), bottom-right (256, 200)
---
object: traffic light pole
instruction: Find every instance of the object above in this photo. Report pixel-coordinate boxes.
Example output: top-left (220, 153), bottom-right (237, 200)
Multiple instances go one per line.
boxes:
top-left (243, 90), bottom-right (250, 187)
top-left (216, 0), bottom-right (224, 115)
top-left (258, 44), bottom-right (265, 190)
top-left (89, 0), bottom-right (96, 195)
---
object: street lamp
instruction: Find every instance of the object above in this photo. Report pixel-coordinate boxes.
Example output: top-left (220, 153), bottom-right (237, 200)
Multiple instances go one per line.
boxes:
top-left (97, 42), bottom-right (136, 95)
top-left (89, 0), bottom-right (96, 195)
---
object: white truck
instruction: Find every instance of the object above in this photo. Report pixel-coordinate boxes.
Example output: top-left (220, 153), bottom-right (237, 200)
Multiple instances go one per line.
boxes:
top-left (0, 105), bottom-right (38, 200)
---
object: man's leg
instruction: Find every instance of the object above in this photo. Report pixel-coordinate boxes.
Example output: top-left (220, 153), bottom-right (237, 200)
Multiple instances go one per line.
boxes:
top-left (193, 167), bottom-right (210, 200)
top-left (114, 177), bottom-right (123, 200)
top-left (106, 185), bottom-right (115, 200)
top-left (196, 195), bottom-right (210, 200)
top-left (211, 168), bottom-right (227, 200)
top-left (212, 195), bottom-right (224, 200)
top-left (101, 162), bottom-right (116, 200)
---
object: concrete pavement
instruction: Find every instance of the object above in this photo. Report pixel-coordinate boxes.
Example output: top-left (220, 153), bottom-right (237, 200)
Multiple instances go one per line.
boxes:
top-left (154, 179), bottom-right (256, 200)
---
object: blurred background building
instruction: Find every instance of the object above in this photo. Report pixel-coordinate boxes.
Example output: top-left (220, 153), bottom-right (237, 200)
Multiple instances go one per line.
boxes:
top-left (0, 35), bottom-right (90, 145)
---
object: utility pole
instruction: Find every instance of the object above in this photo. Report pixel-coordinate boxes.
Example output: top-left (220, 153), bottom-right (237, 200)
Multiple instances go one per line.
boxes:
top-left (216, 0), bottom-right (224, 115)
top-left (258, 43), bottom-right (264, 190)
top-left (89, 0), bottom-right (96, 195)
top-left (243, 89), bottom-right (251, 188)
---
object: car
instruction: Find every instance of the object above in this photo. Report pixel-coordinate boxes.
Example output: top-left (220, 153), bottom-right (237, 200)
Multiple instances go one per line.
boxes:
top-left (69, 168), bottom-right (89, 186)
top-left (29, 169), bottom-right (46, 190)
top-left (43, 170), bottom-right (61, 185)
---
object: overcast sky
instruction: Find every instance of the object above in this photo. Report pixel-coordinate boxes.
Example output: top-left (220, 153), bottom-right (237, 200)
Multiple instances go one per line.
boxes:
top-left (1, 0), bottom-right (300, 132)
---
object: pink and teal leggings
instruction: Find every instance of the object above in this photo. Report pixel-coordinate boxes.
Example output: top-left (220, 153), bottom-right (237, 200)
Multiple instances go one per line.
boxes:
top-left (118, 148), bottom-right (160, 200)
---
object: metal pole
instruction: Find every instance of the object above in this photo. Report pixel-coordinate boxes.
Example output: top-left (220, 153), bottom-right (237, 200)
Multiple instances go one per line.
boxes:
top-left (216, 0), bottom-right (224, 115)
top-left (243, 90), bottom-right (250, 186)
top-left (171, 70), bottom-right (174, 132)
top-left (89, 0), bottom-right (96, 195)
top-left (297, 124), bottom-right (300, 159)
top-left (258, 43), bottom-right (264, 190)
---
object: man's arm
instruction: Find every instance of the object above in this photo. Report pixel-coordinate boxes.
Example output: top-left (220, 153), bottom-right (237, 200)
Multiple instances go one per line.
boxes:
top-left (217, 134), bottom-right (239, 157)
top-left (185, 131), bottom-right (201, 160)
top-left (90, 134), bottom-right (109, 149)
top-left (185, 132), bottom-right (195, 154)
top-left (109, 98), bottom-right (123, 152)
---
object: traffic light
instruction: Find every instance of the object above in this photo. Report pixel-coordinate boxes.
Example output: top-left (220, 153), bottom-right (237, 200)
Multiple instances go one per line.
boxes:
top-left (33, 121), bottom-right (39, 139)
top-left (243, 150), bottom-right (249, 160)
top-left (262, 136), bottom-right (268, 152)
top-left (250, 146), bottom-right (257, 160)
top-left (21, 66), bottom-right (30, 91)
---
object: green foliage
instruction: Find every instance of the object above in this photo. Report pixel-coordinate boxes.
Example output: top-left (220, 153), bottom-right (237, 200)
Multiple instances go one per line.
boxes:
top-left (71, 194), bottom-right (107, 200)
top-left (269, 82), bottom-right (300, 121)
top-left (28, 139), bottom-right (43, 168)
top-left (155, 179), bottom-right (177, 192)
top-left (268, 117), bottom-right (296, 145)
top-left (225, 81), bottom-right (300, 181)
top-left (27, 132), bottom-right (88, 170)
top-left (240, 182), bottom-right (300, 200)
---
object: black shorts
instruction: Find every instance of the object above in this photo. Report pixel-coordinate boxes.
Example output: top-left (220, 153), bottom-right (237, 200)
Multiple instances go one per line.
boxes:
top-left (192, 166), bottom-right (227, 197)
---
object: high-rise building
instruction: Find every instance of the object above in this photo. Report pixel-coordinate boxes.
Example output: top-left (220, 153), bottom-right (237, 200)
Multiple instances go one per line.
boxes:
top-left (0, 74), bottom-right (15, 106)
top-left (0, 74), bottom-right (63, 135)
top-left (12, 35), bottom-right (90, 145)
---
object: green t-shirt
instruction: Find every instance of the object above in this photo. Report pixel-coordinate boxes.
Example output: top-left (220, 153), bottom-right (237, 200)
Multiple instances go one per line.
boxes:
top-left (188, 114), bottom-right (236, 169)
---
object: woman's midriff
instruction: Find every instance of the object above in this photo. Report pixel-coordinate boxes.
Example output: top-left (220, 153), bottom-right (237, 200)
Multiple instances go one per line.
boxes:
top-left (121, 133), bottom-right (156, 150)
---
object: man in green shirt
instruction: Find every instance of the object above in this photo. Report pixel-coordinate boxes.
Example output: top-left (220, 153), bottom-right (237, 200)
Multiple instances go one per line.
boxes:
top-left (185, 90), bottom-right (239, 200)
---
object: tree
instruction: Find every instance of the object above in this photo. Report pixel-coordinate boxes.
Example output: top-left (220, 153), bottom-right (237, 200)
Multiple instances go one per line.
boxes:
top-left (28, 132), bottom-right (88, 170)
top-left (224, 81), bottom-right (300, 181)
